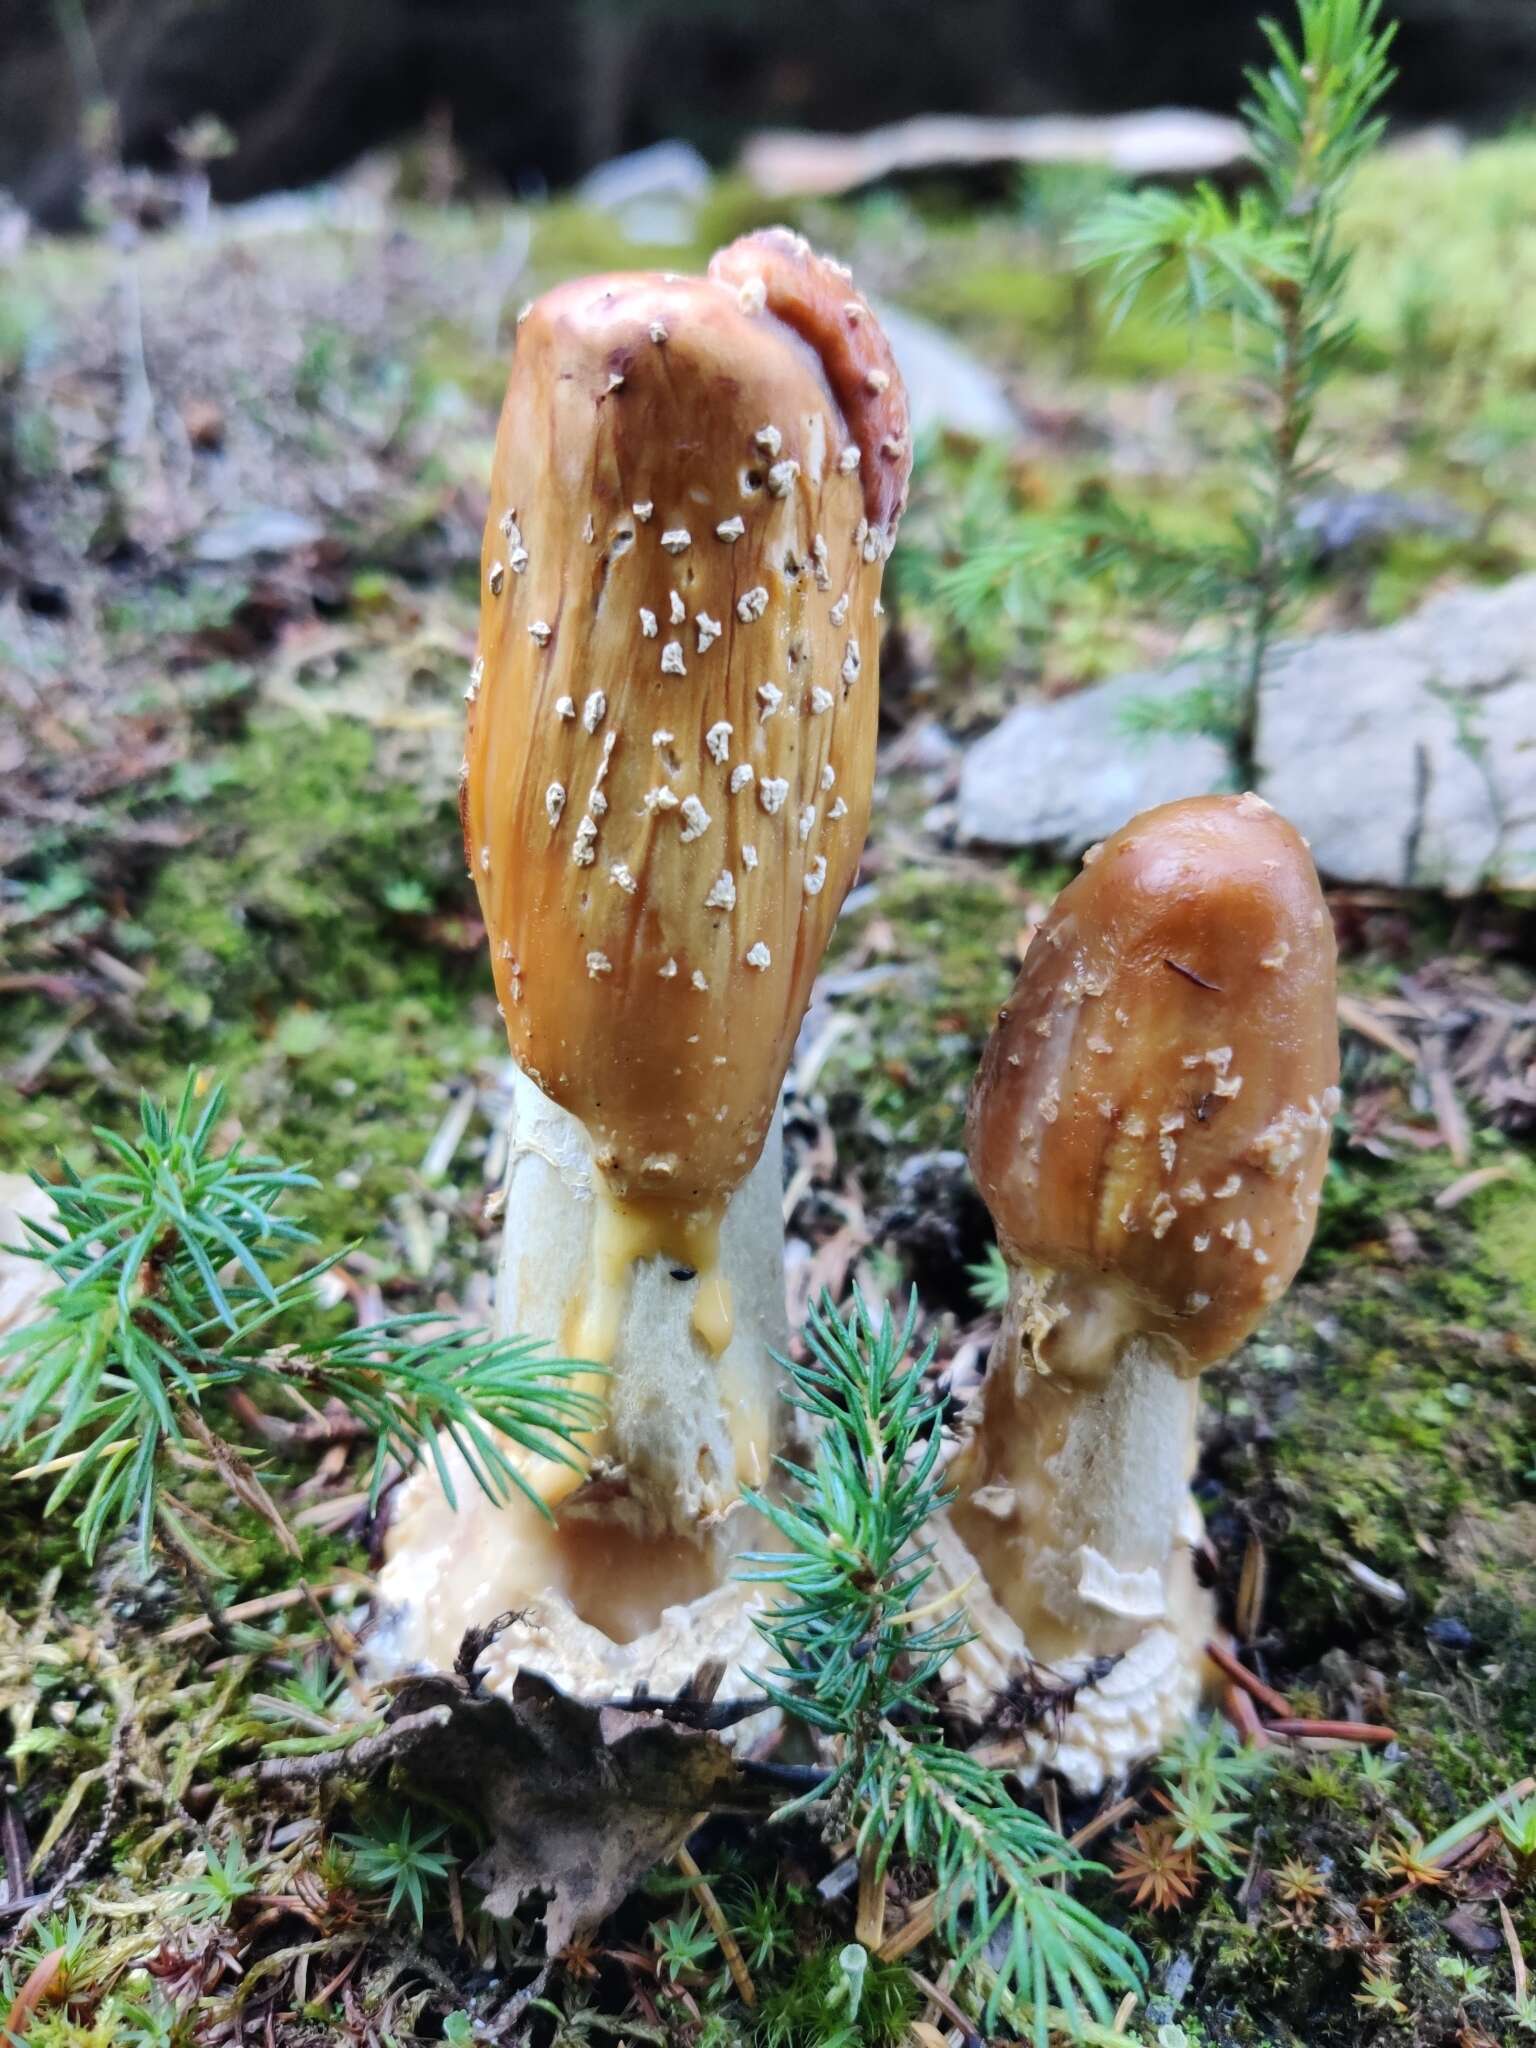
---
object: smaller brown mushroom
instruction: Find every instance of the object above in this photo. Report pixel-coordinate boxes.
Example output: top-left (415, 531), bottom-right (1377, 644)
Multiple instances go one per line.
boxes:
top-left (931, 794), bottom-right (1339, 1790)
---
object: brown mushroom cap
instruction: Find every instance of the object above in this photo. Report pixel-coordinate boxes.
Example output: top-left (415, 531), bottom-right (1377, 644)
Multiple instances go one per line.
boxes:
top-left (464, 232), bottom-right (910, 1223)
top-left (967, 794), bottom-right (1339, 1374)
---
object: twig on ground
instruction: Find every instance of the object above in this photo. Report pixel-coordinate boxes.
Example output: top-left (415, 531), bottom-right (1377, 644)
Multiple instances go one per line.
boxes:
top-left (159, 1576), bottom-right (371, 1645)
top-left (250, 1705), bottom-right (451, 1789)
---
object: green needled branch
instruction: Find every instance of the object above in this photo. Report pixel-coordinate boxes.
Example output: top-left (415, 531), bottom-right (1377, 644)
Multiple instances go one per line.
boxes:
top-left (1, 1071), bottom-right (601, 1581)
top-left (897, 0), bottom-right (1398, 777)
top-left (741, 1291), bottom-right (1143, 2046)
top-left (1075, 0), bottom-right (1397, 780)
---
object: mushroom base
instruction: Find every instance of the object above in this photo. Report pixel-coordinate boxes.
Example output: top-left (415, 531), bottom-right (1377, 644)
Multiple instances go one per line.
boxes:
top-left (931, 1277), bottom-right (1215, 1792)
top-left (929, 1519), bottom-right (1209, 1796)
top-left (370, 1067), bottom-right (788, 1705)
top-left (371, 1474), bottom-right (776, 1705)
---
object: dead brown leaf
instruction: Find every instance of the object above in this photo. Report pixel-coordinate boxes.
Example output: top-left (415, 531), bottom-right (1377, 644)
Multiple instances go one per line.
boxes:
top-left (385, 1668), bottom-right (757, 1951)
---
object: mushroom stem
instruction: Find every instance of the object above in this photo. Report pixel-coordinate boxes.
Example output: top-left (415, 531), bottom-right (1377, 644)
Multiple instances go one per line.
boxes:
top-left (491, 1064), bottom-right (785, 1527)
top-left (373, 1066), bottom-right (787, 1695)
top-left (935, 1267), bottom-right (1210, 1781)
top-left (955, 1269), bottom-right (1208, 1668)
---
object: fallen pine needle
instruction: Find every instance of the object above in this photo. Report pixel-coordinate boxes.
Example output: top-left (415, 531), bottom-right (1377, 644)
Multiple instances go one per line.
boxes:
top-left (1420, 1775), bottom-right (1535, 1868)
top-left (1433, 1163), bottom-right (1517, 1211)
top-left (675, 1844), bottom-right (755, 2008)
top-left (1336, 994), bottom-right (1418, 1065)
top-left (1206, 1638), bottom-right (1290, 1717)
top-left (1069, 1793), bottom-right (1140, 1852)
top-left (1223, 1682), bottom-right (1270, 1749)
top-left (1500, 1898), bottom-right (1528, 2006)
top-left (1235, 1533), bottom-right (1268, 1643)
top-left (1266, 1719), bottom-right (1396, 1744)
top-left (909, 1969), bottom-right (976, 2041)
top-left (1435, 1828), bottom-right (1495, 1873)
top-left (5, 1947), bottom-right (66, 2039)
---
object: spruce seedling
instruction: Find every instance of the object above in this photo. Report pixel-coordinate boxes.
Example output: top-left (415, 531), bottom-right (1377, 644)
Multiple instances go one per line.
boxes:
top-left (743, 1292), bottom-right (1143, 2045)
top-left (1077, 0), bottom-right (1397, 774)
top-left (1, 1074), bottom-right (600, 1585)
top-left (914, 0), bottom-right (1398, 778)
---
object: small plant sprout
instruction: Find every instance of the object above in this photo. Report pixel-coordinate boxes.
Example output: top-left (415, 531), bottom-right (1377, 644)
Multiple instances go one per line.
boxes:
top-left (1353, 1968), bottom-right (1409, 2018)
top-left (181, 1837), bottom-right (262, 1923)
top-left (1497, 1791), bottom-right (1536, 1881)
top-left (654, 1909), bottom-right (719, 1983)
top-left (338, 1807), bottom-right (453, 1931)
top-left (930, 796), bottom-right (1339, 1789)
top-left (1109, 1824), bottom-right (1200, 1913)
top-left (379, 230), bottom-right (911, 1708)
top-left (0, 1075), bottom-right (597, 1608)
top-left (966, 1240), bottom-right (1010, 1313)
top-left (745, 1292), bottom-right (1143, 2045)
top-left (1353, 1744), bottom-right (1400, 1799)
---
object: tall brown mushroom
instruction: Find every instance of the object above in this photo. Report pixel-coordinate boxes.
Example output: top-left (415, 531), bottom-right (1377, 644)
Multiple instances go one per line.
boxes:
top-left (376, 231), bottom-right (910, 1699)
top-left (931, 794), bottom-right (1339, 1790)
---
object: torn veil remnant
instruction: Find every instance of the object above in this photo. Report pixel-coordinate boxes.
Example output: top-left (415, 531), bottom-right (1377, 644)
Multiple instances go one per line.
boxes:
top-left (376, 230), bottom-right (910, 1705)
top-left (931, 795), bottom-right (1339, 1792)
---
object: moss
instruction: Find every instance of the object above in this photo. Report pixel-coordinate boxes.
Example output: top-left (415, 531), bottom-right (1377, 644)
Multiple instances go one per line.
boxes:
top-left (0, 1461), bottom-right (97, 1614)
top-left (1476, 1170), bottom-right (1536, 1320)
top-left (527, 199), bottom-right (706, 278)
top-left (1222, 1247), bottom-right (1532, 1631)
top-left (1362, 532), bottom-right (1514, 626)
top-left (0, 710), bottom-right (500, 1261)
top-left (750, 1950), bottom-right (917, 2045)
top-left (1342, 133), bottom-right (1536, 379)
top-left (900, 248), bottom-right (1228, 380)
top-left (813, 864), bottom-right (1034, 1177)
top-left (4, 159), bottom-right (1536, 2048)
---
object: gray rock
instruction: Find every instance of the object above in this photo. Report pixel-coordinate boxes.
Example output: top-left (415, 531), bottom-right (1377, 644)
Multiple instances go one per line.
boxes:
top-left (741, 108), bottom-right (1248, 199)
top-left (576, 140), bottom-right (711, 245)
top-left (953, 578), bottom-right (1536, 894)
top-left (1295, 489), bottom-right (1474, 563)
top-left (872, 301), bottom-right (1017, 443)
top-left (955, 666), bottom-right (1232, 855)
top-left (1257, 575), bottom-right (1536, 894)
top-left (194, 506), bottom-right (325, 561)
